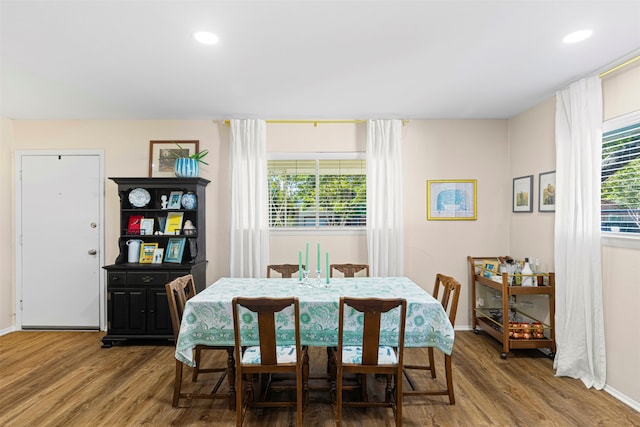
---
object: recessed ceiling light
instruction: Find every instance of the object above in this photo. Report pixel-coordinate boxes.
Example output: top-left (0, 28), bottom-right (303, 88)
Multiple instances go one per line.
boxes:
top-left (563, 29), bottom-right (593, 44)
top-left (194, 31), bottom-right (219, 45)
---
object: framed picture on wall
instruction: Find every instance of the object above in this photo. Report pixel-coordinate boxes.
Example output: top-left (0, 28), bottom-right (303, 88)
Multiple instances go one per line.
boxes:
top-left (426, 179), bottom-right (477, 220)
top-left (538, 171), bottom-right (556, 212)
top-left (513, 175), bottom-right (533, 212)
top-left (149, 140), bottom-right (199, 177)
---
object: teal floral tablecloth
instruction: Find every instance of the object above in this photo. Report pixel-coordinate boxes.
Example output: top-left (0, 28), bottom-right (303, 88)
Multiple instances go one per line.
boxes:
top-left (175, 277), bottom-right (455, 367)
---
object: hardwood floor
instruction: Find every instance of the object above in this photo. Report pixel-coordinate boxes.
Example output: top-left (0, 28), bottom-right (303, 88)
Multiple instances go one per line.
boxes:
top-left (1, 330), bottom-right (638, 426)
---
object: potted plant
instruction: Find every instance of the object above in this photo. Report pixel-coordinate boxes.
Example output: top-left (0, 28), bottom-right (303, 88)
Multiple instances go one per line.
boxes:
top-left (172, 143), bottom-right (209, 177)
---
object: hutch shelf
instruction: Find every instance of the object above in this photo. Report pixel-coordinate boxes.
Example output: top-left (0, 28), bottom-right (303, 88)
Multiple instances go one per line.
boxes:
top-left (467, 255), bottom-right (556, 359)
top-left (102, 177), bottom-right (209, 348)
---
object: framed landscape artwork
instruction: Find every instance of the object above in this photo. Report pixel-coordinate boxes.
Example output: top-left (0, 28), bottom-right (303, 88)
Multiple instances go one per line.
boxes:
top-left (149, 140), bottom-right (199, 177)
top-left (538, 171), bottom-right (556, 212)
top-left (513, 175), bottom-right (533, 213)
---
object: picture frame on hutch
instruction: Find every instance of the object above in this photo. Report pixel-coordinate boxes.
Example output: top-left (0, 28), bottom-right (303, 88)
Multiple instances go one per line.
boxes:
top-left (149, 140), bottom-right (199, 177)
top-left (426, 179), bottom-right (477, 220)
top-left (165, 238), bottom-right (186, 263)
top-left (538, 171), bottom-right (556, 212)
top-left (513, 175), bottom-right (533, 213)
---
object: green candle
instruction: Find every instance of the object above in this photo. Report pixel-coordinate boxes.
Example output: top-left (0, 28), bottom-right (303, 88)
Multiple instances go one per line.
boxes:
top-left (317, 243), bottom-right (321, 271)
top-left (298, 250), bottom-right (302, 281)
top-left (305, 242), bottom-right (309, 270)
top-left (326, 252), bottom-right (330, 284)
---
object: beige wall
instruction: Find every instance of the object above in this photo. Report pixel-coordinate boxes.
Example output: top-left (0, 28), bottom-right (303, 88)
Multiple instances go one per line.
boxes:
top-left (0, 63), bottom-right (637, 406)
top-left (507, 63), bottom-right (640, 406)
top-left (601, 62), bottom-right (640, 405)
top-left (0, 117), bottom-right (15, 332)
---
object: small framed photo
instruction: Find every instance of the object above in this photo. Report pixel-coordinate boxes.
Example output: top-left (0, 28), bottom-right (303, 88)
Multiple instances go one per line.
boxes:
top-left (140, 218), bottom-right (154, 235)
top-left (149, 140), bottom-right (199, 178)
top-left (167, 191), bottom-right (183, 209)
top-left (139, 243), bottom-right (158, 264)
top-left (164, 212), bottom-right (184, 235)
top-left (426, 179), bottom-right (477, 220)
top-left (538, 171), bottom-right (556, 212)
top-left (482, 260), bottom-right (499, 278)
top-left (152, 248), bottom-right (164, 264)
top-left (164, 238), bottom-right (186, 263)
top-left (513, 175), bottom-right (533, 212)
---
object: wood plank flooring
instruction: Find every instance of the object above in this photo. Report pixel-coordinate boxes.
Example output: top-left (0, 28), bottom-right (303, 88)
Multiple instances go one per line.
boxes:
top-left (1, 330), bottom-right (638, 426)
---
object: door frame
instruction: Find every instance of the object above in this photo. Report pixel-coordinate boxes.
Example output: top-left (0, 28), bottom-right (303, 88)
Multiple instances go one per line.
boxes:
top-left (14, 150), bottom-right (106, 331)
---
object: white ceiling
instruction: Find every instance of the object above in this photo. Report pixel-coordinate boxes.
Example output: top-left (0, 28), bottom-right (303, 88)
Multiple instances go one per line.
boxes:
top-left (1, 0), bottom-right (639, 120)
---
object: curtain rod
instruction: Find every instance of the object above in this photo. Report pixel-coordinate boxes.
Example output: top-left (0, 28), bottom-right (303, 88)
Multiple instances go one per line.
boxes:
top-left (599, 55), bottom-right (640, 78)
top-left (223, 119), bottom-right (409, 127)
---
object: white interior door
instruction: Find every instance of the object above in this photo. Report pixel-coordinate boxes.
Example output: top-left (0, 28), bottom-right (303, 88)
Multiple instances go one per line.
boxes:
top-left (19, 153), bottom-right (103, 329)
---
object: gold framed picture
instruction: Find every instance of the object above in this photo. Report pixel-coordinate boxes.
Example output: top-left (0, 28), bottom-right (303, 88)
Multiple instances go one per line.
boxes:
top-left (427, 179), bottom-right (477, 220)
top-left (481, 260), bottom-right (499, 278)
top-left (139, 243), bottom-right (158, 264)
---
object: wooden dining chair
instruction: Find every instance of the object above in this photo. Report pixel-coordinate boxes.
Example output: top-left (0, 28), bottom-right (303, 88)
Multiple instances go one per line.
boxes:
top-left (329, 263), bottom-right (370, 278)
top-left (402, 273), bottom-right (461, 404)
top-left (232, 297), bottom-right (308, 427)
top-left (331, 297), bottom-right (407, 427)
top-left (166, 274), bottom-right (233, 408)
top-left (267, 264), bottom-right (305, 278)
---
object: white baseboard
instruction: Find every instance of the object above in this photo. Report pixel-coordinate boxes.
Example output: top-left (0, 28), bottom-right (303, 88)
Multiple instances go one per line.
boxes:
top-left (0, 326), bottom-right (16, 336)
top-left (604, 385), bottom-right (640, 413)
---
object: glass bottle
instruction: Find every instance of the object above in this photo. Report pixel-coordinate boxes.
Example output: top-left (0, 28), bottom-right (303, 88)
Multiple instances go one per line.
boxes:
top-left (521, 258), bottom-right (534, 286)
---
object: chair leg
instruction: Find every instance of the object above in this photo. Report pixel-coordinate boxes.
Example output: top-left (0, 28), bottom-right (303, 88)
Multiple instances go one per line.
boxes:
top-left (428, 347), bottom-right (436, 378)
top-left (395, 372), bottom-right (402, 427)
top-left (235, 369), bottom-right (244, 427)
top-left (335, 365), bottom-right (343, 427)
top-left (192, 347), bottom-right (201, 382)
top-left (173, 359), bottom-right (183, 408)
top-left (297, 365), bottom-right (303, 427)
top-left (444, 354), bottom-right (455, 404)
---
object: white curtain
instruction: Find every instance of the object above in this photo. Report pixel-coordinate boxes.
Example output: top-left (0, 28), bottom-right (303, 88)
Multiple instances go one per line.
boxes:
top-left (554, 76), bottom-right (606, 389)
top-left (229, 119), bottom-right (269, 278)
top-left (366, 119), bottom-right (404, 277)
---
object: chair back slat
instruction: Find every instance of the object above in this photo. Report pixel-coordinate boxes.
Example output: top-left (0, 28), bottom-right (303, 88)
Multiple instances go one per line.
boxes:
top-left (434, 273), bottom-right (461, 327)
top-left (330, 263), bottom-right (369, 278)
top-left (165, 274), bottom-right (197, 341)
top-left (340, 297), bottom-right (407, 366)
top-left (267, 264), bottom-right (304, 278)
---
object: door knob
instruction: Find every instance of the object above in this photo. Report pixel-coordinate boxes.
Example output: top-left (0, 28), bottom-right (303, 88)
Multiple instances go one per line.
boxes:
top-left (88, 249), bottom-right (97, 255)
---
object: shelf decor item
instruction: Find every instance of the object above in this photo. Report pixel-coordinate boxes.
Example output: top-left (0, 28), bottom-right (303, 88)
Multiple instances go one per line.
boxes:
top-left (181, 192), bottom-right (197, 210)
top-left (140, 218), bottom-right (154, 235)
top-left (149, 140), bottom-right (199, 178)
top-left (139, 242), bottom-right (158, 264)
top-left (128, 188), bottom-right (151, 208)
top-left (165, 238), bottom-right (186, 263)
top-left (538, 171), bottom-right (556, 212)
top-left (426, 179), bottom-right (477, 220)
top-left (167, 191), bottom-right (183, 209)
top-left (513, 175), bottom-right (533, 212)
top-left (164, 212), bottom-right (184, 235)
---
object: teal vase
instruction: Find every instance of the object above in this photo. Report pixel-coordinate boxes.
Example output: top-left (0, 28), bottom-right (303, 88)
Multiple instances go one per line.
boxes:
top-left (174, 158), bottom-right (199, 177)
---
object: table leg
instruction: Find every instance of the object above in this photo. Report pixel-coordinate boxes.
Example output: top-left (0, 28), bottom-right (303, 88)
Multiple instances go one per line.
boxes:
top-left (226, 349), bottom-right (236, 410)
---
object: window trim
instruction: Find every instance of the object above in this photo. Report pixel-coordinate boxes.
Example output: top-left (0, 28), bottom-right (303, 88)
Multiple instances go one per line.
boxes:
top-left (601, 109), bottom-right (640, 248)
top-left (267, 152), bottom-right (367, 231)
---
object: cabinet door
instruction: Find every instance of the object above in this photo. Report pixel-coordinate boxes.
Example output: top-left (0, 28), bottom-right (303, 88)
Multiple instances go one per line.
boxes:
top-left (108, 288), bottom-right (146, 334)
top-left (146, 287), bottom-right (172, 335)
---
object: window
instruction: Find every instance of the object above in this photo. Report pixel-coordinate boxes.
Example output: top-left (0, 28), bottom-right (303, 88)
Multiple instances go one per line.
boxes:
top-left (601, 110), bottom-right (640, 236)
top-left (268, 154), bottom-right (366, 229)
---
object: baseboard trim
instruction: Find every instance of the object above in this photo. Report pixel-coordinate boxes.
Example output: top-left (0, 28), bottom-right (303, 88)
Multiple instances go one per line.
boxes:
top-left (604, 384), bottom-right (640, 413)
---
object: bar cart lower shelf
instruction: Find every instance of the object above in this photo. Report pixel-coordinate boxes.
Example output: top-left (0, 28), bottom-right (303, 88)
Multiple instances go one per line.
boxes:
top-left (468, 255), bottom-right (556, 359)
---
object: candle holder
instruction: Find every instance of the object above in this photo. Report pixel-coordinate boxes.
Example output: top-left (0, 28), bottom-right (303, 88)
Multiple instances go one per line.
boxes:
top-left (302, 269), bottom-right (310, 285)
top-left (315, 269), bottom-right (322, 286)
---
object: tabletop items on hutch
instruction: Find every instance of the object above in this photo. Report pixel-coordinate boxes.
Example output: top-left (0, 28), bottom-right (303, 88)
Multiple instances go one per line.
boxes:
top-left (102, 177), bottom-right (209, 347)
top-left (467, 255), bottom-right (556, 359)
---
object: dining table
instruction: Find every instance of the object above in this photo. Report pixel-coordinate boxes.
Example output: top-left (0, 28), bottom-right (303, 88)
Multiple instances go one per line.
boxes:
top-left (174, 276), bottom-right (455, 408)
